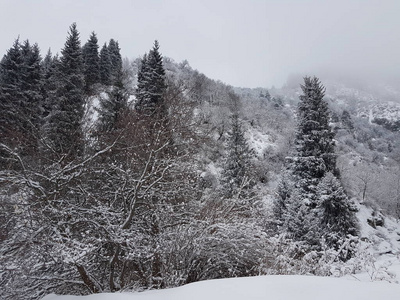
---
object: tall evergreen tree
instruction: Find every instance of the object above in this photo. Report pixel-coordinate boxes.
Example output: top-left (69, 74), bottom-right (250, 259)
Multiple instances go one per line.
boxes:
top-left (46, 23), bottom-right (85, 159)
top-left (220, 113), bottom-right (254, 199)
top-left (99, 43), bottom-right (112, 86)
top-left (97, 68), bottom-right (129, 132)
top-left (316, 172), bottom-right (358, 251)
top-left (19, 41), bottom-right (43, 152)
top-left (291, 76), bottom-right (336, 201)
top-left (275, 77), bottom-right (356, 251)
top-left (41, 52), bottom-right (60, 119)
top-left (108, 38), bottom-right (122, 82)
top-left (0, 39), bottom-right (43, 154)
top-left (82, 32), bottom-right (100, 93)
top-left (0, 39), bottom-right (24, 148)
top-left (135, 40), bottom-right (166, 114)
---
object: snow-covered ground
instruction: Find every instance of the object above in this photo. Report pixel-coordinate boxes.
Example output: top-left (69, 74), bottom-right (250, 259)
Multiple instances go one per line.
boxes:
top-left (42, 275), bottom-right (400, 300)
top-left (350, 204), bottom-right (400, 283)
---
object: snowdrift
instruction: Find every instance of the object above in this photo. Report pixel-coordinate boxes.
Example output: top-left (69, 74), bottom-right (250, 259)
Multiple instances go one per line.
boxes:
top-left (42, 275), bottom-right (400, 300)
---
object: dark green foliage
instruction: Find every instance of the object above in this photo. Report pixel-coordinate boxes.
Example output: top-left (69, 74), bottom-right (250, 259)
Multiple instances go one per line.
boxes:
top-left (0, 39), bottom-right (25, 148)
top-left (317, 172), bottom-right (358, 254)
top-left (0, 39), bottom-right (43, 155)
top-left (295, 76), bottom-right (336, 183)
top-left (41, 50), bottom-right (58, 118)
top-left (99, 43), bottom-right (112, 85)
top-left (341, 110), bottom-right (354, 132)
top-left (97, 68), bottom-right (129, 132)
top-left (20, 41), bottom-right (43, 134)
top-left (82, 32), bottom-right (100, 93)
top-left (135, 41), bottom-right (166, 114)
top-left (275, 77), bottom-right (357, 253)
top-left (108, 39), bottom-right (122, 82)
top-left (46, 23), bottom-right (85, 159)
top-left (220, 113), bottom-right (254, 199)
top-left (372, 117), bottom-right (400, 132)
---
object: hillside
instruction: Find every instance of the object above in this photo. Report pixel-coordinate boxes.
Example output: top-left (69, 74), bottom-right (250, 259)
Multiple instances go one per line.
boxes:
top-left (2, 32), bottom-right (400, 299)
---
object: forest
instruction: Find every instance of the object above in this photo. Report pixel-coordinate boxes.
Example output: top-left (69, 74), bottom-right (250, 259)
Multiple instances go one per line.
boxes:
top-left (1, 23), bottom-right (400, 300)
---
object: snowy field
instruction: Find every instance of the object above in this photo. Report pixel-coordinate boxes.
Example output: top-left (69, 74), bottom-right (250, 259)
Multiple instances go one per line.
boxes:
top-left (42, 275), bottom-right (400, 300)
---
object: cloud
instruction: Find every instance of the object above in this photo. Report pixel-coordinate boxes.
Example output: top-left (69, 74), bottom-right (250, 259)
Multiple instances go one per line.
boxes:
top-left (0, 0), bottom-right (399, 88)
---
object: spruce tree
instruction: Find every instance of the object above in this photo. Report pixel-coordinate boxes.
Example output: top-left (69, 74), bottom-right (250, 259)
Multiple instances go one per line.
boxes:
top-left (41, 52), bottom-right (60, 119)
top-left (0, 39), bottom-right (43, 154)
top-left (0, 39), bottom-right (24, 148)
top-left (46, 23), bottom-right (85, 159)
top-left (316, 172), bottom-right (358, 250)
top-left (99, 43), bottom-right (112, 86)
top-left (291, 76), bottom-right (336, 201)
top-left (275, 77), bottom-right (357, 251)
top-left (82, 32), bottom-right (100, 93)
top-left (135, 40), bottom-right (166, 114)
top-left (220, 113), bottom-right (254, 199)
top-left (97, 68), bottom-right (128, 132)
top-left (108, 39), bottom-right (122, 82)
top-left (19, 41), bottom-right (43, 152)
top-left (341, 110), bottom-right (354, 132)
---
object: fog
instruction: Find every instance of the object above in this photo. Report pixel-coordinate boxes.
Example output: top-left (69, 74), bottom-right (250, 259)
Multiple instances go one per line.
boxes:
top-left (0, 0), bottom-right (399, 88)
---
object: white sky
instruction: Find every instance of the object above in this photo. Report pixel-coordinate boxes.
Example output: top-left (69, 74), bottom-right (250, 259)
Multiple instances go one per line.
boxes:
top-left (0, 0), bottom-right (399, 88)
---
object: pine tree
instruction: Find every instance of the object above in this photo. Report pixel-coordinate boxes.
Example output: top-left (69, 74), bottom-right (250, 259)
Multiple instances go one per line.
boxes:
top-left (274, 77), bottom-right (356, 250)
top-left (82, 32), bottom-right (100, 93)
top-left (97, 68), bottom-right (129, 132)
top-left (41, 52), bottom-right (60, 120)
top-left (108, 39), bottom-right (122, 82)
top-left (0, 39), bottom-right (24, 149)
top-left (46, 23), bottom-right (85, 159)
top-left (135, 40), bottom-right (166, 114)
top-left (291, 76), bottom-right (336, 201)
top-left (0, 39), bottom-right (43, 154)
top-left (19, 41), bottom-right (43, 152)
top-left (341, 110), bottom-right (354, 132)
top-left (99, 43), bottom-right (112, 85)
top-left (220, 113), bottom-right (254, 199)
top-left (316, 172), bottom-right (358, 249)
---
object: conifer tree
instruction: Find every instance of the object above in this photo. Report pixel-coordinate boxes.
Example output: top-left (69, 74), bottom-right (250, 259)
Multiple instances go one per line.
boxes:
top-left (135, 40), bottom-right (166, 114)
top-left (221, 113), bottom-right (254, 199)
top-left (0, 39), bottom-right (24, 148)
top-left (291, 76), bottom-right (336, 202)
top-left (275, 77), bottom-right (357, 251)
top-left (99, 43), bottom-right (112, 85)
top-left (46, 23), bottom-right (85, 159)
top-left (341, 110), bottom-right (354, 132)
top-left (108, 38), bottom-right (122, 81)
top-left (97, 68), bottom-right (129, 132)
top-left (0, 39), bottom-right (42, 154)
top-left (316, 172), bottom-right (358, 250)
top-left (41, 52), bottom-right (59, 119)
top-left (19, 41), bottom-right (43, 152)
top-left (82, 32), bottom-right (100, 93)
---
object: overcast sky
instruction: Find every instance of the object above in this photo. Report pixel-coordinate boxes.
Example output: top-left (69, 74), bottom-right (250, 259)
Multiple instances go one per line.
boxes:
top-left (0, 0), bottom-right (399, 88)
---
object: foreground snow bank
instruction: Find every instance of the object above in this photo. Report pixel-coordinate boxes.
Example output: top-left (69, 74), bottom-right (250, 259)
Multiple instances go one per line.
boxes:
top-left (42, 275), bottom-right (400, 300)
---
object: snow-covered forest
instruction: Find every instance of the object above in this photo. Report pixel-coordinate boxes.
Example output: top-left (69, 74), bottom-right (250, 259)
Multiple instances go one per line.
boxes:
top-left (1, 24), bottom-right (400, 300)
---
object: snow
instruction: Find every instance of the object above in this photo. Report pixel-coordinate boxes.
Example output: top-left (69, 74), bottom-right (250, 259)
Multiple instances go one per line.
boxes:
top-left (348, 204), bottom-right (400, 283)
top-left (246, 126), bottom-right (274, 157)
top-left (42, 275), bottom-right (400, 300)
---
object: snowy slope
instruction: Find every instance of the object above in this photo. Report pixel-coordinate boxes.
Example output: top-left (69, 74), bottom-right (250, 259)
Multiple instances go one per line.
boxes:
top-left (42, 275), bottom-right (400, 300)
top-left (350, 205), bottom-right (400, 283)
